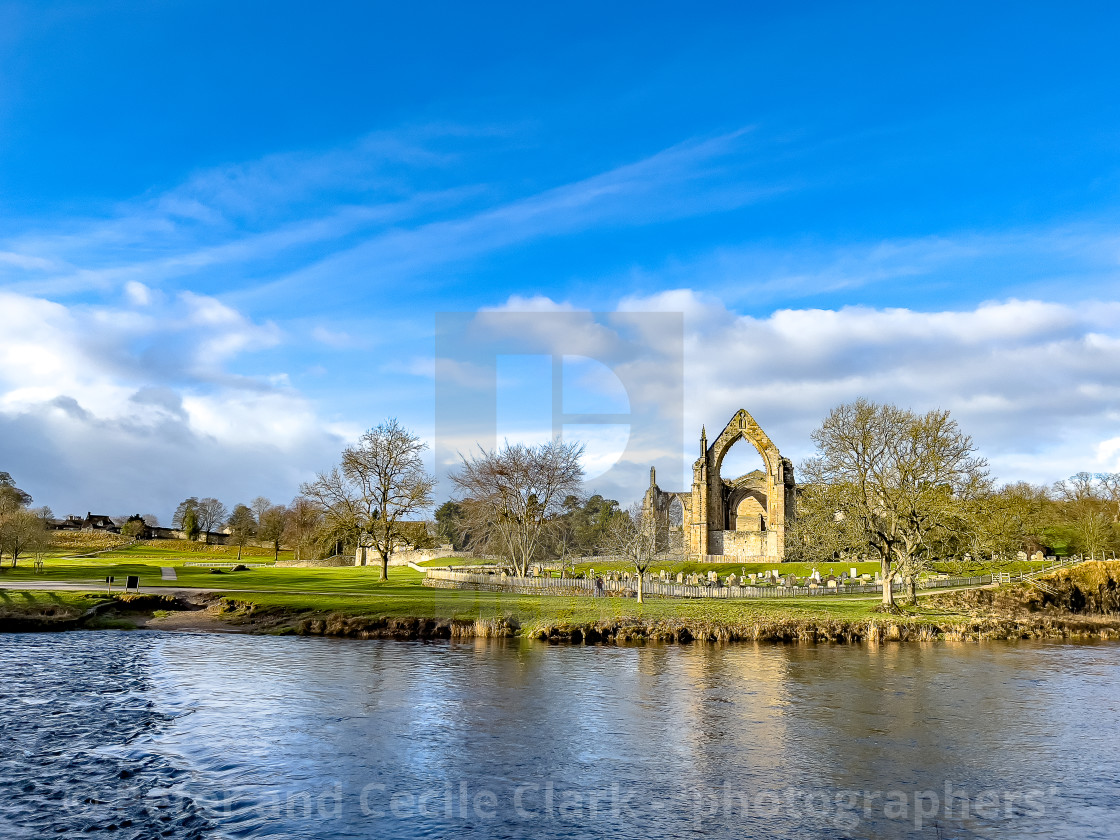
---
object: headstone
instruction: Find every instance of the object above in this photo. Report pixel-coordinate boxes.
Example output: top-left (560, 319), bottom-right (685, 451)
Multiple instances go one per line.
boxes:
top-left (748, 573), bottom-right (757, 582)
top-left (1016, 551), bottom-right (1028, 561)
top-left (660, 570), bottom-right (668, 582)
top-left (826, 579), bottom-right (838, 589)
top-left (850, 567), bottom-right (858, 579)
top-left (676, 572), bottom-right (684, 584)
top-left (727, 573), bottom-right (738, 587)
top-left (707, 570), bottom-right (718, 583)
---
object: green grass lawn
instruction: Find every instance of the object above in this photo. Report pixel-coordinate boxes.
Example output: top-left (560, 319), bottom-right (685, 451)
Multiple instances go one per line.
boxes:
top-left (222, 584), bottom-right (939, 633)
top-left (0, 588), bottom-right (107, 617)
top-left (0, 558), bottom-right (409, 593)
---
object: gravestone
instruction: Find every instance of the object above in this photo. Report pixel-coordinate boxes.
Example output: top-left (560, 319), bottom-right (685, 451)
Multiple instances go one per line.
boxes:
top-left (707, 570), bottom-right (718, 583)
top-left (676, 572), bottom-right (685, 584)
top-left (727, 573), bottom-right (739, 587)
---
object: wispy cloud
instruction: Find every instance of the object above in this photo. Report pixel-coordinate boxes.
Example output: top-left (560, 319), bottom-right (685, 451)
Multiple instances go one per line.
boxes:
top-left (614, 225), bottom-right (1120, 308)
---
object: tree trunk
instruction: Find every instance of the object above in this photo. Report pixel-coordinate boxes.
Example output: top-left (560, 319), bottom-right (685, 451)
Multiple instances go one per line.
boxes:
top-left (906, 575), bottom-right (918, 606)
top-left (237, 543), bottom-right (243, 563)
top-left (881, 555), bottom-right (895, 607)
top-left (273, 541), bottom-right (279, 563)
top-left (636, 572), bottom-right (644, 604)
top-left (380, 553), bottom-right (389, 581)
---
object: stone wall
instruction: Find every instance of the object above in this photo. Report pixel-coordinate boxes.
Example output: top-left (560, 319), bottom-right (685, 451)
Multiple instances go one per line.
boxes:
top-left (354, 546), bottom-right (477, 567)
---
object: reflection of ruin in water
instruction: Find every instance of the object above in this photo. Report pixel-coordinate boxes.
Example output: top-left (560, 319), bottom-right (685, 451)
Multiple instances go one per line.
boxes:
top-left (645, 409), bottom-right (796, 562)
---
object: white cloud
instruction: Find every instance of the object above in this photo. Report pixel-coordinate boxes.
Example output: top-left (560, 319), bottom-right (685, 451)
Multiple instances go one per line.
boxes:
top-left (622, 291), bottom-right (1120, 487)
top-left (0, 289), bottom-right (344, 518)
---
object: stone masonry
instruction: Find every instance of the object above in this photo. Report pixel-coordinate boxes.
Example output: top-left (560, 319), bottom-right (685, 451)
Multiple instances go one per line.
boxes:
top-left (644, 409), bottom-right (796, 562)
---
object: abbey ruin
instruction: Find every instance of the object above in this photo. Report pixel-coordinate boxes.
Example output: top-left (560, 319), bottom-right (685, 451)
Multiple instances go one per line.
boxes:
top-left (644, 409), bottom-right (796, 562)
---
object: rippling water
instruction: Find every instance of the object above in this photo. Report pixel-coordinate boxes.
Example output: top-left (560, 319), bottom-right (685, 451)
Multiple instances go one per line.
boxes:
top-left (2, 632), bottom-right (1118, 839)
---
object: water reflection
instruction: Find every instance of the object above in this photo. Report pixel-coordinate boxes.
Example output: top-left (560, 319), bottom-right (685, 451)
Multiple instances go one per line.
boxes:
top-left (4, 633), bottom-right (1118, 839)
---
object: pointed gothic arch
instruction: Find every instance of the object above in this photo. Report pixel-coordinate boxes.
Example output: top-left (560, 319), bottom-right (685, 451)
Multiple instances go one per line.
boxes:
top-left (643, 409), bottom-right (795, 562)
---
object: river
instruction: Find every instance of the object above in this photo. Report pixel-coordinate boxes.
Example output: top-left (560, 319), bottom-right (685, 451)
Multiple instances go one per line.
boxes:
top-left (2, 632), bottom-right (1118, 839)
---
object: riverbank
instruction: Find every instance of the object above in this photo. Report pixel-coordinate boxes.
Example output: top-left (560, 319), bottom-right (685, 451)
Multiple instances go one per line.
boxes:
top-left (4, 562), bottom-right (1119, 642)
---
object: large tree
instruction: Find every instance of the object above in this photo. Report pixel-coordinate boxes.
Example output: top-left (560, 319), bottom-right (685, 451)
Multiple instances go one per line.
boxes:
top-left (195, 498), bottom-right (228, 542)
top-left (302, 419), bottom-right (435, 580)
top-left (173, 497), bottom-right (202, 540)
top-left (434, 501), bottom-right (468, 550)
top-left (0, 472), bottom-right (32, 508)
top-left (803, 399), bottom-right (989, 609)
top-left (226, 504), bottom-right (258, 562)
top-left (1052, 472), bottom-right (1118, 558)
top-left (960, 482), bottom-right (1052, 567)
top-left (449, 438), bottom-right (584, 576)
top-left (283, 498), bottom-right (323, 563)
top-left (0, 505), bottom-right (51, 567)
top-left (783, 481), bottom-right (864, 565)
top-left (256, 501), bottom-right (288, 563)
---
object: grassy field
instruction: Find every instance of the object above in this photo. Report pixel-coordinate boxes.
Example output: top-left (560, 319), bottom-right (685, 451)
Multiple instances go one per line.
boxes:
top-left (23, 536), bottom-right (296, 562)
top-left (7, 562), bottom-right (1114, 642)
top-left (0, 588), bottom-right (104, 614)
top-left (223, 585), bottom-right (937, 630)
top-left (0, 557), bottom-right (398, 593)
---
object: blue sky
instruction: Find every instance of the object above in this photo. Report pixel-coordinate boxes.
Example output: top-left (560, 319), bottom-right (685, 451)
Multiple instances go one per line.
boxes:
top-left (2, 1), bottom-right (1120, 519)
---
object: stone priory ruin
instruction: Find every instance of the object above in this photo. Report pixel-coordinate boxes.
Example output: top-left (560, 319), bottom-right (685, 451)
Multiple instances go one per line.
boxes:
top-left (644, 409), bottom-right (795, 562)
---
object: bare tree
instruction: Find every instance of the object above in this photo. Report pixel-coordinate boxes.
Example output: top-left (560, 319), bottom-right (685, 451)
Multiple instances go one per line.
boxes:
top-left (251, 496), bottom-right (272, 525)
top-left (604, 502), bottom-right (667, 604)
top-left (450, 438), bottom-right (585, 576)
top-left (0, 507), bottom-right (51, 567)
top-left (1096, 473), bottom-right (1120, 523)
top-left (961, 482), bottom-right (1051, 567)
top-left (172, 497), bottom-right (199, 529)
top-left (195, 498), bottom-right (228, 541)
top-left (226, 504), bottom-right (257, 563)
top-left (302, 419), bottom-right (435, 580)
top-left (1054, 472), bottom-right (1118, 557)
top-left (283, 498), bottom-right (322, 563)
top-left (257, 502), bottom-right (288, 563)
top-left (804, 399), bottom-right (989, 609)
